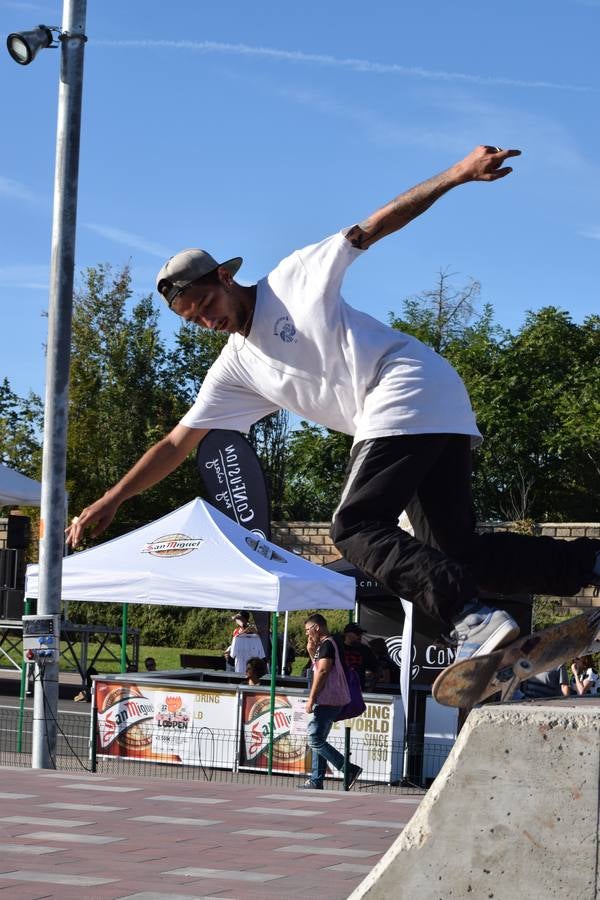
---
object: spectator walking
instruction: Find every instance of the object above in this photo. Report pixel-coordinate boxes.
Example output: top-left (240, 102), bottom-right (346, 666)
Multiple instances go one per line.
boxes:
top-left (300, 613), bottom-right (362, 790)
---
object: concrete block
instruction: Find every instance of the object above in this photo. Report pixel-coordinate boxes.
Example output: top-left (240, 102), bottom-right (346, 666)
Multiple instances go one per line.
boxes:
top-left (350, 701), bottom-right (600, 900)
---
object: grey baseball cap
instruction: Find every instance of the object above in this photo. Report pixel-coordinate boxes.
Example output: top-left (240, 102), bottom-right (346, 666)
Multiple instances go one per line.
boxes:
top-left (156, 248), bottom-right (242, 307)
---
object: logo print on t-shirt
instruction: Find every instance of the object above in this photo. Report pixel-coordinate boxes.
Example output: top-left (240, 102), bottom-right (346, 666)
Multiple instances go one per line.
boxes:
top-left (273, 315), bottom-right (297, 343)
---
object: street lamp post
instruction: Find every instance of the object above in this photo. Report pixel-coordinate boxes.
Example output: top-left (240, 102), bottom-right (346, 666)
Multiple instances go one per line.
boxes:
top-left (7, 0), bottom-right (88, 768)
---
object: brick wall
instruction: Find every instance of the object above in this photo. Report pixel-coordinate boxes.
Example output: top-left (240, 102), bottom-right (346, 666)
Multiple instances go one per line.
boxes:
top-left (272, 520), bottom-right (600, 612)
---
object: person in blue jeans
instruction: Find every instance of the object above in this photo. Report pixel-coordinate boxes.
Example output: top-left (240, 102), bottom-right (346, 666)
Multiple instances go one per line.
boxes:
top-left (300, 614), bottom-right (362, 790)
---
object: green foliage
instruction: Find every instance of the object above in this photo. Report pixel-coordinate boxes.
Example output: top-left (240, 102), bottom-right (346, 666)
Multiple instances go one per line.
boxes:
top-left (0, 377), bottom-right (43, 477)
top-left (280, 422), bottom-right (352, 520)
top-left (389, 275), bottom-right (600, 522)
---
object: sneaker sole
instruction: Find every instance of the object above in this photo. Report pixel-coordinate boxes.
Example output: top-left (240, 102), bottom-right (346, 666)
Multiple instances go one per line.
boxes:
top-left (473, 619), bottom-right (520, 658)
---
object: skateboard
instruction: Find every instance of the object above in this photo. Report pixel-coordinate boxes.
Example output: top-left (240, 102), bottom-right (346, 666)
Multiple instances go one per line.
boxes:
top-left (432, 609), bottom-right (600, 709)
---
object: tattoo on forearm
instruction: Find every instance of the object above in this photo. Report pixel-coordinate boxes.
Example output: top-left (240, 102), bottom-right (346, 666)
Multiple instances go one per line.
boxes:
top-left (347, 169), bottom-right (454, 248)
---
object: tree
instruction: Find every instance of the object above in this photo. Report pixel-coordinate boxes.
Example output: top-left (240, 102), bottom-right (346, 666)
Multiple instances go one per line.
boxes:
top-left (281, 423), bottom-right (352, 520)
top-left (389, 269), bottom-right (482, 354)
top-left (472, 308), bottom-right (600, 521)
top-left (67, 264), bottom-right (199, 540)
top-left (0, 377), bottom-right (43, 477)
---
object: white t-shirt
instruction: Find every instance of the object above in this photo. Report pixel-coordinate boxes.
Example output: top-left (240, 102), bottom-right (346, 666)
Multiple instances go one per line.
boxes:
top-left (181, 231), bottom-right (481, 446)
top-left (230, 633), bottom-right (265, 674)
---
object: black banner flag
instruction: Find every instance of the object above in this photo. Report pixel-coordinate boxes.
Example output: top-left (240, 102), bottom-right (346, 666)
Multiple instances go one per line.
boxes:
top-left (196, 430), bottom-right (272, 655)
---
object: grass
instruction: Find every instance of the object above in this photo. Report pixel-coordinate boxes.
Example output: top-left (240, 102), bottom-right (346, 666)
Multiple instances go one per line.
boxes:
top-left (3, 640), bottom-right (309, 677)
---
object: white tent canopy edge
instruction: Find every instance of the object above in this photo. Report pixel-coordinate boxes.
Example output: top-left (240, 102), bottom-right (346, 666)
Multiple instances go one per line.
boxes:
top-left (0, 463), bottom-right (42, 507)
top-left (25, 497), bottom-right (355, 613)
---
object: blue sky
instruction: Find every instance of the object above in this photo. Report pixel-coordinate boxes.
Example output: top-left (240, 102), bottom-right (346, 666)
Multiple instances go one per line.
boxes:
top-left (2, 0), bottom-right (599, 401)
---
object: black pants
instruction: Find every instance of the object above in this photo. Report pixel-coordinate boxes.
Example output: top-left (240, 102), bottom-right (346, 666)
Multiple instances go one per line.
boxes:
top-left (330, 435), bottom-right (599, 637)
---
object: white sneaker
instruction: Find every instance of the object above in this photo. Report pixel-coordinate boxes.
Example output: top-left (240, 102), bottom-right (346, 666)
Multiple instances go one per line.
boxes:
top-left (450, 603), bottom-right (520, 663)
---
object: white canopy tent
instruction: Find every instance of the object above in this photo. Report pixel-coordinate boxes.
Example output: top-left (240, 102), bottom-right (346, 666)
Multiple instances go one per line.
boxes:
top-left (25, 497), bottom-right (355, 612)
top-left (25, 497), bottom-right (355, 777)
top-left (0, 464), bottom-right (42, 507)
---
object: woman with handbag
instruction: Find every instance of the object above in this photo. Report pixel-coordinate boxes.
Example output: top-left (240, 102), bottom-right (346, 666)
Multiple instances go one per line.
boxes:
top-left (300, 614), bottom-right (363, 791)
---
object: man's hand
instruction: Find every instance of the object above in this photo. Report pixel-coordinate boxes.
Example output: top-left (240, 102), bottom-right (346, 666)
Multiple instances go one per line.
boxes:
top-left (65, 494), bottom-right (120, 548)
top-left (451, 145), bottom-right (521, 185)
top-left (305, 698), bottom-right (314, 714)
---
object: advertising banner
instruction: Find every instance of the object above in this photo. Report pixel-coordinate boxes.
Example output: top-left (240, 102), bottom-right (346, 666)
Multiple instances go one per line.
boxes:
top-left (95, 680), bottom-right (238, 768)
top-left (240, 692), bottom-right (310, 774)
top-left (241, 690), bottom-right (404, 783)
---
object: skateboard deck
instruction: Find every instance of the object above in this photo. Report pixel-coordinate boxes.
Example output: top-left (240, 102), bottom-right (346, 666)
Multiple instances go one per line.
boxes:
top-left (432, 609), bottom-right (600, 709)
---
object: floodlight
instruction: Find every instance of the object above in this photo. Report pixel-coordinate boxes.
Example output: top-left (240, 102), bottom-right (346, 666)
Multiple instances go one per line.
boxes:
top-left (6, 25), bottom-right (57, 65)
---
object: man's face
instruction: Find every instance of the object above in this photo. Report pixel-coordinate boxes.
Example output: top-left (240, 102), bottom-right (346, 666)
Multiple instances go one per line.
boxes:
top-left (305, 622), bottom-right (320, 640)
top-left (169, 273), bottom-right (248, 334)
top-left (344, 631), bottom-right (360, 646)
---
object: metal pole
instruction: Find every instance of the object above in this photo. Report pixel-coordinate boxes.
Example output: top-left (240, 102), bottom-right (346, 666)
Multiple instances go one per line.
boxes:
top-left (32, 0), bottom-right (87, 769)
top-left (121, 604), bottom-right (128, 672)
top-left (280, 610), bottom-right (289, 675)
top-left (267, 611), bottom-right (279, 775)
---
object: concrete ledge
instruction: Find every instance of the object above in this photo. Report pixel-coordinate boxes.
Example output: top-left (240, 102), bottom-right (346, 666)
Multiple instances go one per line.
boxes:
top-left (350, 699), bottom-right (600, 900)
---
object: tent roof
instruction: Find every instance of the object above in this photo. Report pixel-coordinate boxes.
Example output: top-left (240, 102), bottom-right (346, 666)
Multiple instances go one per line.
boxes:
top-left (0, 463), bottom-right (41, 507)
top-left (25, 498), bottom-right (355, 612)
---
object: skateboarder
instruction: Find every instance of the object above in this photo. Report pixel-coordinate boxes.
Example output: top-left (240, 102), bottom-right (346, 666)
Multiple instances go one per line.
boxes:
top-left (67, 144), bottom-right (600, 662)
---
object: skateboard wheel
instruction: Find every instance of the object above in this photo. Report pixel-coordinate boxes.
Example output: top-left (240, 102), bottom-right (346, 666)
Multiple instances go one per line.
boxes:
top-left (513, 659), bottom-right (533, 678)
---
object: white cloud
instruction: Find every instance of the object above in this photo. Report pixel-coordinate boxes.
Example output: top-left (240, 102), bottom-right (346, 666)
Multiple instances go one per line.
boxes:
top-left (94, 39), bottom-right (594, 93)
top-left (580, 227), bottom-right (600, 240)
top-left (0, 264), bottom-right (48, 289)
top-left (0, 175), bottom-right (43, 206)
top-left (84, 223), bottom-right (171, 259)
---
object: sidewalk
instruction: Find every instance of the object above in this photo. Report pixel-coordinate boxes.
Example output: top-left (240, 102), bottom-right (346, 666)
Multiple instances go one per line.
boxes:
top-left (0, 765), bottom-right (423, 899)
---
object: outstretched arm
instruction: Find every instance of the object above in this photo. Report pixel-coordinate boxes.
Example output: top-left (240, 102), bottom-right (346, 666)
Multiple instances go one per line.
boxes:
top-left (344, 145), bottom-right (521, 250)
top-left (66, 423), bottom-right (209, 547)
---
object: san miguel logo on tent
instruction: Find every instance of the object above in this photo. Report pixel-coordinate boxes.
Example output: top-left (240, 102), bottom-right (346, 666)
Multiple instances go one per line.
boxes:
top-left (141, 533), bottom-right (203, 557)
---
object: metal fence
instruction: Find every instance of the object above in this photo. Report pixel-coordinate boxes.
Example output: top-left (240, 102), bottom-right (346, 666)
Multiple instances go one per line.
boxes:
top-left (0, 706), bottom-right (450, 794)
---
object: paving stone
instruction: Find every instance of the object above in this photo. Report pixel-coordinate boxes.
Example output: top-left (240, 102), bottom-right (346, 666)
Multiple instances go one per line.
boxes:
top-left (275, 844), bottom-right (377, 857)
top-left (0, 870), bottom-right (117, 886)
top-left (63, 783), bottom-right (141, 792)
top-left (0, 793), bottom-right (36, 800)
top-left (0, 816), bottom-right (94, 828)
top-left (233, 829), bottom-right (328, 839)
top-left (256, 793), bottom-right (340, 803)
top-left (163, 867), bottom-right (283, 882)
top-left (0, 844), bottom-right (61, 855)
top-left (41, 802), bottom-right (127, 812)
top-left (240, 806), bottom-right (319, 817)
top-left (117, 894), bottom-right (236, 900)
top-left (145, 795), bottom-right (229, 805)
top-left (129, 816), bottom-right (221, 826)
top-left (339, 818), bottom-right (408, 828)
top-left (325, 863), bottom-right (374, 874)
top-left (21, 831), bottom-right (125, 844)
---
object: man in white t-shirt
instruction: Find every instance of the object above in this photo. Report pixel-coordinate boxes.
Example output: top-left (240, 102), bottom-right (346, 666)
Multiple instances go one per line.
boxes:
top-left (67, 145), bottom-right (600, 661)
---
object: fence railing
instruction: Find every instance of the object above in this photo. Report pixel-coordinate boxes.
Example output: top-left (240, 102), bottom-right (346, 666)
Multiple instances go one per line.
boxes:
top-left (0, 705), bottom-right (451, 793)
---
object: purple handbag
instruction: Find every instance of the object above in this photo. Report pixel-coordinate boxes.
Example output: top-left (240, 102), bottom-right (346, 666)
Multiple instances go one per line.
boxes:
top-left (333, 665), bottom-right (366, 722)
top-left (313, 638), bottom-right (351, 707)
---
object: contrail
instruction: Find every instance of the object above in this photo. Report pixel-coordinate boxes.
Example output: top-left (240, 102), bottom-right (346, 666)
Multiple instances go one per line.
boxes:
top-left (94, 39), bottom-right (594, 93)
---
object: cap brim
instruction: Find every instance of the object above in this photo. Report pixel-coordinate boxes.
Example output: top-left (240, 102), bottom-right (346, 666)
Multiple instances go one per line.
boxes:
top-left (221, 257), bottom-right (242, 277)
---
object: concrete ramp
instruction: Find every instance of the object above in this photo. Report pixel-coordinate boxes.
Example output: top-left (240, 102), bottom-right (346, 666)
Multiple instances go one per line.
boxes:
top-left (350, 700), bottom-right (600, 900)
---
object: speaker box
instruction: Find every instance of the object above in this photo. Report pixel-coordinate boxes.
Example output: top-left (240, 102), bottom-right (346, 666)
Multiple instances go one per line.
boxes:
top-left (6, 515), bottom-right (30, 550)
top-left (1, 588), bottom-right (24, 620)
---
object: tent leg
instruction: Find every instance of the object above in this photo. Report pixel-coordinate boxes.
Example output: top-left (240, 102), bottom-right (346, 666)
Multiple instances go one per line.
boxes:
top-left (121, 604), bottom-right (128, 673)
top-left (267, 611), bottom-right (279, 776)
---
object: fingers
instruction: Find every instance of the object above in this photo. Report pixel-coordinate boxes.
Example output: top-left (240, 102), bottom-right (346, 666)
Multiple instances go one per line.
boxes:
top-left (65, 504), bottom-right (112, 547)
top-left (487, 166), bottom-right (514, 180)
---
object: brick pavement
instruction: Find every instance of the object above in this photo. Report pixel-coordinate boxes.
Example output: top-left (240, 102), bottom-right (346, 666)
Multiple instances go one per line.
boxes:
top-left (0, 766), bottom-right (423, 899)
